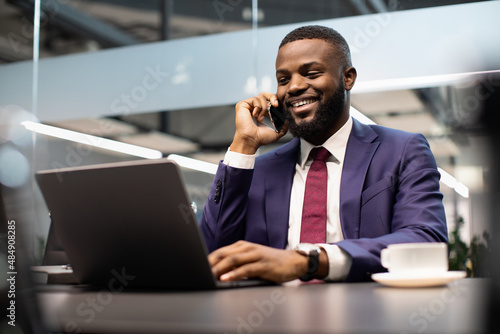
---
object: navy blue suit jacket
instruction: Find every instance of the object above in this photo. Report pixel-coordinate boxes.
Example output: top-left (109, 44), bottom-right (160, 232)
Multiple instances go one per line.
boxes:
top-left (200, 118), bottom-right (448, 281)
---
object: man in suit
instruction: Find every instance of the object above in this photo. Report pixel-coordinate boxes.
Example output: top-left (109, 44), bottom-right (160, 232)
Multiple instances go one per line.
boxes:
top-left (201, 25), bottom-right (447, 282)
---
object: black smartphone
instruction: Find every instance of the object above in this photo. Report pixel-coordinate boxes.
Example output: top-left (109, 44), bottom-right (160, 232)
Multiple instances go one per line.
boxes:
top-left (268, 103), bottom-right (286, 133)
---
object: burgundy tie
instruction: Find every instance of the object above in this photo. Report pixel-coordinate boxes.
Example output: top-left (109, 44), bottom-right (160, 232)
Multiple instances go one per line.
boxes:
top-left (300, 147), bottom-right (331, 243)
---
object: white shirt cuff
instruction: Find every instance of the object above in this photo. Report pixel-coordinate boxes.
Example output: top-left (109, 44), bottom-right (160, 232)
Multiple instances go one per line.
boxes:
top-left (318, 244), bottom-right (352, 281)
top-left (222, 148), bottom-right (256, 169)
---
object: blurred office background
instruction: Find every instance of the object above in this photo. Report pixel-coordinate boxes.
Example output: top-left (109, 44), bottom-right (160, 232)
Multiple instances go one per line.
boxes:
top-left (0, 0), bottom-right (499, 275)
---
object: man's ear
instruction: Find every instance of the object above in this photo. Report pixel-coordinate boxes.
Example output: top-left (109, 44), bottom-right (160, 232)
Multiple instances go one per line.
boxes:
top-left (343, 67), bottom-right (357, 91)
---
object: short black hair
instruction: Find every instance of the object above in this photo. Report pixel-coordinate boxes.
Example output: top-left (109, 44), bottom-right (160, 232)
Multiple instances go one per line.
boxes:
top-left (279, 25), bottom-right (352, 70)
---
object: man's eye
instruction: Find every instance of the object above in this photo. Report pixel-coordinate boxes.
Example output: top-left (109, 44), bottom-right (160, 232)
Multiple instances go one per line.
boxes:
top-left (307, 71), bottom-right (320, 77)
top-left (278, 77), bottom-right (289, 84)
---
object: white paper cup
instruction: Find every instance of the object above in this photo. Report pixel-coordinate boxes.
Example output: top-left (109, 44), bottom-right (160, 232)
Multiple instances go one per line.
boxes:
top-left (380, 242), bottom-right (448, 275)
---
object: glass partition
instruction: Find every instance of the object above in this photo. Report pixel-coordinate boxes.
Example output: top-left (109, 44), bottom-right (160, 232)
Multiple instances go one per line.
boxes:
top-left (1, 2), bottom-right (499, 332)
top-left (0, 0), bottom-right (497, 282)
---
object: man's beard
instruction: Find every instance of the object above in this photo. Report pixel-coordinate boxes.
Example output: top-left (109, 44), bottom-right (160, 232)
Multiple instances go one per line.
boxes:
top-left (285, 82), bottom-right (346, 141)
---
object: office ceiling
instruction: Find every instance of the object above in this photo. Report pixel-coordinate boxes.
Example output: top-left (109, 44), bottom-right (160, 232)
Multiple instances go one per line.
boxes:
top-left (1, 0), bottom-right (489, 62)
top-left (0, 0), bottom-right (492, 183)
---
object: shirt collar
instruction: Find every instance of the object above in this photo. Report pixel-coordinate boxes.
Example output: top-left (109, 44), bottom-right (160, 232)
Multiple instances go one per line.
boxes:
top-left (298, 116), bottom-right (353, 169)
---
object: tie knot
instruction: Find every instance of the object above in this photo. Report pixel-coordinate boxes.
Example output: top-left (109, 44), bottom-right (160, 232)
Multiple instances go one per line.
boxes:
top-left (310, 147), bottom-right (331, 162)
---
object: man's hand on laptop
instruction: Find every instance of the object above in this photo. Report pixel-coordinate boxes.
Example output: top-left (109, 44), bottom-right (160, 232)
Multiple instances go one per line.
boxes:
top-left (208, 240), bottom-right (328, 283)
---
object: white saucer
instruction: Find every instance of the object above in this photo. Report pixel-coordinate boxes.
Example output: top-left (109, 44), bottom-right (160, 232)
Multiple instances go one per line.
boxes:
top-left (371, 271), bottom-right (467, 288)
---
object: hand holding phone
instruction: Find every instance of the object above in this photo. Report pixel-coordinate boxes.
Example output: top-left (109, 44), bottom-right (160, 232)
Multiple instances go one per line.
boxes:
top-left (231, 93), bottom-right (286, 155)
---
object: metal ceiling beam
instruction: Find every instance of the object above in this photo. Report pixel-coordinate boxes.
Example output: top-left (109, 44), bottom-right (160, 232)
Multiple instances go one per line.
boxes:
top-left (7, 0), bottom-right (139, 47)
top-left (345, 0), bottom-right (389, 15)
top-left (367, 0), bottom-right (389, 12)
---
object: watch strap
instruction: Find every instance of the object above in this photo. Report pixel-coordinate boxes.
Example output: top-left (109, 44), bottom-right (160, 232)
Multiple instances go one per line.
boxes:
top-left (299, 249), bottom-right (320, 281)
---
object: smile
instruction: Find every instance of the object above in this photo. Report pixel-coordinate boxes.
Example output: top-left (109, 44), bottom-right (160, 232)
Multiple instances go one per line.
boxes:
top-left (291, 99), bottom-right (316, 108)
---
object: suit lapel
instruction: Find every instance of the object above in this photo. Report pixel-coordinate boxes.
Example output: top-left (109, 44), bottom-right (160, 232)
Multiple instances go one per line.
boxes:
top-left (340, 119), bottom-right (380, 239)
top-left (265, 138), bottom-right (299, 249)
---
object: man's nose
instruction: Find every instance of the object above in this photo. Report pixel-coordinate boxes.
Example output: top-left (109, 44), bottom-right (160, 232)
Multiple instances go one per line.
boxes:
top-left (288, 75), bottom-right (308, 95)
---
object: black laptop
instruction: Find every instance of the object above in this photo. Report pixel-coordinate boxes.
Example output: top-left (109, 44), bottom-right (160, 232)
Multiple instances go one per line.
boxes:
top-left (36, 158), bottom-right (269, 290)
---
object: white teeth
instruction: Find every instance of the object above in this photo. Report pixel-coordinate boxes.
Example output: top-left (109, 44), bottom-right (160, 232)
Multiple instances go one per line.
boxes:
top-left (292, 99), bottom-right (315, 107)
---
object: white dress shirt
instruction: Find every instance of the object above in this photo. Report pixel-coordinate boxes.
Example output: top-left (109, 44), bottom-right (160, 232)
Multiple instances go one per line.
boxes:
top-left (223, 117), bottom-right (353, 281)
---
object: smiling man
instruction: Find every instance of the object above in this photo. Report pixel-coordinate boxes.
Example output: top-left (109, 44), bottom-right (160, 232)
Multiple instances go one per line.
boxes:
top-left (200, 25), bottom-right (447, 283)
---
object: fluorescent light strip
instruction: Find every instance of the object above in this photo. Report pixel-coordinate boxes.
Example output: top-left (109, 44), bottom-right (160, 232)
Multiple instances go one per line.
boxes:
top-left (353, 69), bottom-right (500, 93)
top-left (350, 106), bottom-right (376, 125)
top-left (22, 121), bottom-right (162, 159)
top-left (23, 114), bottom-right (470, 196)
top-left (438, 167), bottom-right (469, 198)
top-left (167, 154), bottom-right (218, 175)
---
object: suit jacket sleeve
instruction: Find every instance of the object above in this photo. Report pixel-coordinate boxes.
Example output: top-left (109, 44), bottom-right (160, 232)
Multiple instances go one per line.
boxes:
top-left (336, 131), bottom-right (448, 281)
top-left (200, 162), bottom-right (254, 252)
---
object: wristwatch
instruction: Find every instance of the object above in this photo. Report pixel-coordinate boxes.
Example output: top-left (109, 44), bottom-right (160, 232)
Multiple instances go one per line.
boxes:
top-left (295, 243), bottom-right (322, 281)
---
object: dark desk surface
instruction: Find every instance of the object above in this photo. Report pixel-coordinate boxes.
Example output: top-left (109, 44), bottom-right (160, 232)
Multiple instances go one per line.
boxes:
top-left (36, 278), bottom-right (487, 334)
